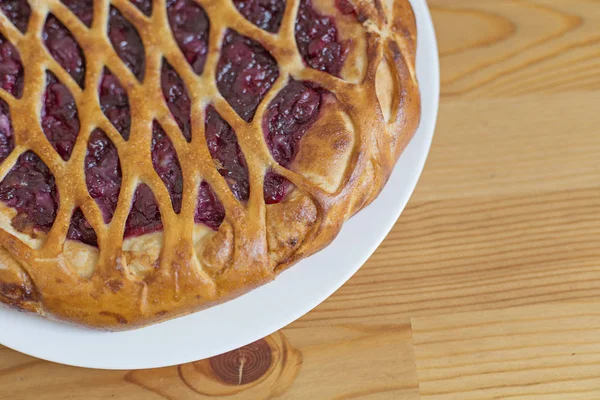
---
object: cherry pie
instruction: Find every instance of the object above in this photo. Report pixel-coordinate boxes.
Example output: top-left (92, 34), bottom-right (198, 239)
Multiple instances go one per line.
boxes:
top-left (0, 0), bottom-right (420, 329)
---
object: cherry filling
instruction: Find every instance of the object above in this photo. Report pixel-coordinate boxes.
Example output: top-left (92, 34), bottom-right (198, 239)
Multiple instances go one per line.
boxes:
top-left (82, 123), bottom-right (223, 237)
top-left (161, 61), bottom-right (192, 142)
top-left (0, 0), bottom-right (337, 241)
top-left (148, 120), bottom-right (226, 231)
top-left (0, 151), bottom-right (58, 234)
top-left (99, 68), bottom-right (131, 140)
top-left (335, 0), bottom-right (357, 15)
top-left (295, 0), bottom-right (347, 76)
top-left (0, 100), bottom-right (15, 164)
top-left (151, 122), bottom-right (183, 213)
top-left (195, 182), bottom-right (225, 230)
top-left (262, 80), bottom-right (324, 203)
top-left (233, 0), bottom-right (286, 33)
top-left (167, 0), bottom-right (209, 75)
top-left (205, 106), bottom-right (249, 202)
top-left (264, 80), bottom-right (323, 166)
top-left (0, 33), bottom-right (24, 98)
top-left (43, 14), bottom-right (86, 88)
top-left (108, 6), bottom-right (145, 82)
top-left (41, 72), bottom-right (80, 161)
top-left (0, 0), bottom-right (31, 34)
top-left (263, 172), bottom-right (289, 204)
top-left (60, 0), bottom-right (93, 27)
top-left (124, 184), bottom-right (162, 237)
top-left (67, 208), bottom-right (97, 246)
top-left (85, 129), bottom-right (122, 224)
top-left (217, 30), bottom-right (279, 122)
top-left (130, 0), bottom-right (152, 16)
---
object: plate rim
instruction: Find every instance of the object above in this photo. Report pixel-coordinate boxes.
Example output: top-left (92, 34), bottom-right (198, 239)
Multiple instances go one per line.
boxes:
top-left (0, 0), bottom-right (439, 370)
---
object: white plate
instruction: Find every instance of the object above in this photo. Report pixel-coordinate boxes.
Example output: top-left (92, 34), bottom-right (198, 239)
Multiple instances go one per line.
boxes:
top-left (0, 0), bottom-right (439, 370)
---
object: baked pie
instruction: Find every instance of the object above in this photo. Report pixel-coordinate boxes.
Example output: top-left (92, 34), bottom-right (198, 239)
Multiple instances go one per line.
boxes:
top-left (0, 0), bottom-right (420, 329)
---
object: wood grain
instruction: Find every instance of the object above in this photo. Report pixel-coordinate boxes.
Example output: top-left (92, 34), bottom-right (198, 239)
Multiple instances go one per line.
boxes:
top-left (434, 0), bottom-right (600, 98)
top-left (0, 324), bottom-right (419, 400)
top-left (413, 303), bottom-right (600, 399)
top-left (1, 0), bottom-right (600, 398)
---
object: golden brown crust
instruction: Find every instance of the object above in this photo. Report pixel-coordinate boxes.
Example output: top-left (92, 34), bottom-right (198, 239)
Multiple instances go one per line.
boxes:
top-left (0, 0), bottom-right (420, 330)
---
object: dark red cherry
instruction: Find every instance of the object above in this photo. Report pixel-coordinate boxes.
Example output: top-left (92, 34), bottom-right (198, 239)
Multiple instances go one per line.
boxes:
top-left (0, 0), bottom-right (31, 34)
top-left (194, 182), bottom-right (225, 230)
top-left (124, 184), bottom-right (163, 237)
top-left (85, 129), bottom-right (122, 223)
top-left (43, 14), bottom-right (86, 88)
top-left (295, 0), bottom-right (347, 76)
top-left (0, 151), bottom-right (58, 233)
top-left (0, 99), bottom-right (15, 164)
top-left (216, 30), bottom-right (279, 122)
top-left (0, 33), bottom-right (24, 98)
top-left (233, 0), bottom-right (286, 33)
top-left (108, 6), bottom-right (146, 81)
top-left (262, 80), bottom-right (324, 204)
top-left (205, 106), bottom-right (249, 202)
top-left (151, 122), bottom-right (183, 213)
top-left (41, 72), bottom-right (80, 161)
top-left (167, 0), bottom-right (209, 75)
top-left (60, 0), bottom-right (93, 27)
top-left (67, 208), bottom-right (98, 246)
top-left (99, 69), bottom-right (131, 140)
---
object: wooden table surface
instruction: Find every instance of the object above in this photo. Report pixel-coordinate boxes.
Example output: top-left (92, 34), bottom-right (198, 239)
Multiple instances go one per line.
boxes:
top-left (2, 0), bottom-right (600, 398)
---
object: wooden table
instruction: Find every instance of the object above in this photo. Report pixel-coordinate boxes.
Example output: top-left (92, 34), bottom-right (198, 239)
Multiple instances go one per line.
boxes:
top-left (2, 1), bottom-right (600, 398)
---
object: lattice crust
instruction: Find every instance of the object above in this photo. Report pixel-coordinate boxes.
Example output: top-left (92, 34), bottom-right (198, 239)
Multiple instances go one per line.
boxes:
top-left (0, 0), bottom-right (420, 329)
